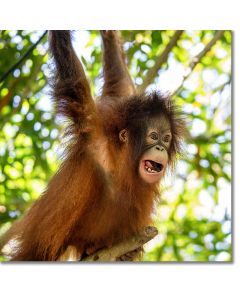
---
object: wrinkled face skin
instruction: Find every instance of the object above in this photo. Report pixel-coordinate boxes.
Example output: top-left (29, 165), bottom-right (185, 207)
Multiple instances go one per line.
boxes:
top-left (138, 116), bottom-right (172, 184)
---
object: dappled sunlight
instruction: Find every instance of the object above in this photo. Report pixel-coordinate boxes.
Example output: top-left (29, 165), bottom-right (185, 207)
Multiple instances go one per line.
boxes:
top-left (0, 30), bottom-right (231, 262)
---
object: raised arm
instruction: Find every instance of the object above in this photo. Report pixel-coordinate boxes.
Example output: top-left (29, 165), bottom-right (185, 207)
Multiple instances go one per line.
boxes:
top-left (48, 31), bottom-right (95, 130)
top-left (100, 30), bottom-right (135, 98)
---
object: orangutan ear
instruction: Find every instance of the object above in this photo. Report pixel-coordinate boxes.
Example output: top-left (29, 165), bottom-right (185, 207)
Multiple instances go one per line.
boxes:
top-left (119, 129), bottom-right (128, 143)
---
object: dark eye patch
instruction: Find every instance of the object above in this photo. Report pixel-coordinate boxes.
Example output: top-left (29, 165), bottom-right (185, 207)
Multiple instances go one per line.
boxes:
top-left (163, 134), bottom-right (171, 143)
top-left (149, 132), bottom-right (158, 140)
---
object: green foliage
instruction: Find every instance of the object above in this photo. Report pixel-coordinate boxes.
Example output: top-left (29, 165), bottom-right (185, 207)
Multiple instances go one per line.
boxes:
top-left (0, 30), bottom-right (231, 262)
top-left (0, 31), bottom-right (60, 236)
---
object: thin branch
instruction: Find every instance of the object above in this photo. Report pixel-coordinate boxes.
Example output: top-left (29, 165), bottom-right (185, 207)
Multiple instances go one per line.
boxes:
top-left (212, 78), bottom-right (231, 94)
top-left (137, 30), bottom-right (184, 94)
top-left (190, 30), bottom-right (225, 70)
top-left (172, 30), bottom-right (225, 96)
top-left (0, 30), bottom-right (47, 84)
top-left (0, 59), bottom-right (45, 130)
top-left (82, 226), bottom-right (158, 262)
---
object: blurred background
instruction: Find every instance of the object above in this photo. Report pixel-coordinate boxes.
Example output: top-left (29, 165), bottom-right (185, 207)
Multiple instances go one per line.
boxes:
top-left (0, 30), bottom-right (231, 261)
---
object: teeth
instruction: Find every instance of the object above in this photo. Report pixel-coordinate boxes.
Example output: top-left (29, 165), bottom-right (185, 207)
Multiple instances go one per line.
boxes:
top-left (145, 166), bottom-right (157, 173)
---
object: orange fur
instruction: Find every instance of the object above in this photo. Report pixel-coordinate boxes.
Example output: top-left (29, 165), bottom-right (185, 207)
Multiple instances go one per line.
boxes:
top-left (3, 31), bottom-right (185, 261)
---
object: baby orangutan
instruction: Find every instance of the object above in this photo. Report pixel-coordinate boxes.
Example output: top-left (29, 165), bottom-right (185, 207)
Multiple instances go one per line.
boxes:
top-left (3, 31), bottom-right (185, 261)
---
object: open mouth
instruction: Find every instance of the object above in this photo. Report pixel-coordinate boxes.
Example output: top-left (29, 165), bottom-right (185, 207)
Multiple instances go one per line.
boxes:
top-left (144, 160), bottom-right (163, 174)
top-left (139, 158), bottom-right (165, 184)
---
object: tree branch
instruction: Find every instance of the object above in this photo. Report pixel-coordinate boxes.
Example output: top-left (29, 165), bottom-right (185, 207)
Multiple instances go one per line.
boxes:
top-left (172, 30), bottom-right (225, 96)
top-left (82, 226), bottom-right (158, 262)
top-left (0, 30), bottom-right (47, 84)
top-left (212, 78), bottom-right (231, 94)
top-left (0, 55), bottom-right (46, 130)
top-left (137, 30), bottom-right (184, 93)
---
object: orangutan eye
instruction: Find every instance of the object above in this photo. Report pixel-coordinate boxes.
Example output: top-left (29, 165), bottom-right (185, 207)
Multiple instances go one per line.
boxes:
top-left (163, 134), bottom-right (171, 143)
top-left (149, 132), bottom-right (158, 140)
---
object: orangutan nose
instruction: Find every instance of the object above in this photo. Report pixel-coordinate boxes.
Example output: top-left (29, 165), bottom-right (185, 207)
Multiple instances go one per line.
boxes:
top-left (156, 145), bottom-right (164, 152)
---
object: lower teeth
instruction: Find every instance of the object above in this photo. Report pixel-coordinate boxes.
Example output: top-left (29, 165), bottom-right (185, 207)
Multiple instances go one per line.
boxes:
top-left (145, 167), bottom-right (157, 173)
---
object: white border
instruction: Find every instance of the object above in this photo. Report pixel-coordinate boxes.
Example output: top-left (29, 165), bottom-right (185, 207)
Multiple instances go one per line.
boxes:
top-left (0, 0), bottom-right (239, 29)
top-left (0, 1), bottom-right (238, 299)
